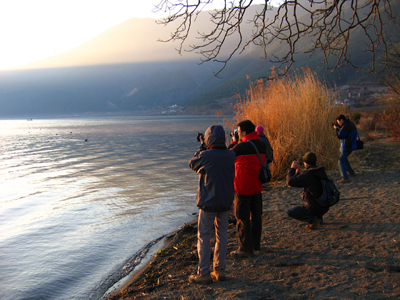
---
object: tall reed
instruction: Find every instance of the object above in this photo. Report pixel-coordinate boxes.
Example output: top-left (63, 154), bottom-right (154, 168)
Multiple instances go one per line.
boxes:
top-left (225, 69), bottom-right (340, 180)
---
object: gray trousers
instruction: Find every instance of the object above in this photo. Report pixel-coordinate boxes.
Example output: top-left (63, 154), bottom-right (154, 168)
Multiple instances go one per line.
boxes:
top-left (197, 209), bottom-right (229, 275)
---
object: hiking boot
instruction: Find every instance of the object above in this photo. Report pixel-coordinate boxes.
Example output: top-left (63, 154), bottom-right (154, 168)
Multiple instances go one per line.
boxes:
top-left (210, 269), bottom-right (226, 281)
top-left (188, 273), bottom-right (213, 284)
top-left (230, 250), bottom-right (252, 257)
top-left (337, 178), bottom-right (351, 184)
top-left (305, 218), bottom-right (321, 229)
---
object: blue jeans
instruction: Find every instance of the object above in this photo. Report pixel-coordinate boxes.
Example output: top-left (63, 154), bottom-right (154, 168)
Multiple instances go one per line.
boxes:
top-left (339, 151), bottom-right (355, 180)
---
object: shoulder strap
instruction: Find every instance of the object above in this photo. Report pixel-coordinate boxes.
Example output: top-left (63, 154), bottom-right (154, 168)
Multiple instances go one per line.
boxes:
top-left (247, 140), bottom-right (265, 168)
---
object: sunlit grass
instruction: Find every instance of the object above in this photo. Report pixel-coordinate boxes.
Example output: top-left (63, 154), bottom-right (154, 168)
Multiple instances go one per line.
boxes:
top-left (226, 68), bottom-right (340, 180)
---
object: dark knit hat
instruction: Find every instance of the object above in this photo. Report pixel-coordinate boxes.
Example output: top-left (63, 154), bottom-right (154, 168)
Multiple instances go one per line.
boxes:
top-left (303, 152), bottom-right (317, 165)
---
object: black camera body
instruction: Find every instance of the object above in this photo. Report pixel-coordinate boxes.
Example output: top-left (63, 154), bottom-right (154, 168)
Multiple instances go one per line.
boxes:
top-left (197, 132), bottom-right (204, 142)
top-left (230, 129), bottom-right (239, 141)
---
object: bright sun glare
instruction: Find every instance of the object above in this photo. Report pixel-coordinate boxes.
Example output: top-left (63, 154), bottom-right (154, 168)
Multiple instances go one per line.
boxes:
top-left (0, 0), bottom-right (275, 70)
top-left (0, 0), bottom-right (163, 70)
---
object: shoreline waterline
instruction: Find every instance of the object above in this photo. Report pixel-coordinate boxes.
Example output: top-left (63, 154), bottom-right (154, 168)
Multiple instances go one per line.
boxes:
top-left (101, 219), bottom-right (198, 299)
top-left (100, 238), bottom-right (167, 300)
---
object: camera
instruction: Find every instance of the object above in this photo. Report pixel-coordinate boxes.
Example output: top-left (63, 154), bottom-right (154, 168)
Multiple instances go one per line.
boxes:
top-left (230, 129), bottom-right (239, 141)
top-left (196, 132), bottom-right (204, 142)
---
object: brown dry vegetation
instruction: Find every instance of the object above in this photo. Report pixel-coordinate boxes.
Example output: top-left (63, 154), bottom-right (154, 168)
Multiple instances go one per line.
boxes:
top-left (348, 77), bottom-right (400, 140)
top-left (225, 69), bottom-right (341, 180)
top-left (222, 69), bottom-right (400, 181)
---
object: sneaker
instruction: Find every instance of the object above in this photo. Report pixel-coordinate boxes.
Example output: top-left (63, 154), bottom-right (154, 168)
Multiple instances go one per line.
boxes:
top-left (230, 250), bottom-right (252, 257)
top-left (305, 218), bottom-right (321, 229)
top-left (337, 178), bottom-right (351, 183)
top-left (210, 269), bottom-right (226, 281)
top-left (188, 273), bottom-right (213, 284)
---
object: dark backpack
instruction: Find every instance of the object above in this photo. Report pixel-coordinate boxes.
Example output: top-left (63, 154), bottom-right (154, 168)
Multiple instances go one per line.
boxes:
top-left (314, 178), bottom-right (340, 207)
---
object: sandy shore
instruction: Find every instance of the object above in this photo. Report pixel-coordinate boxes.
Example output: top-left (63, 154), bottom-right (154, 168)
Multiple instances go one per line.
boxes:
top-left (109, 140), bottom-right (400, 300)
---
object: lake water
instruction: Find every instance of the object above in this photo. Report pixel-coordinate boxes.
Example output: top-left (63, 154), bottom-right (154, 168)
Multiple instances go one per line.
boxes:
top-left (0, 115), bottom-right (228, 300)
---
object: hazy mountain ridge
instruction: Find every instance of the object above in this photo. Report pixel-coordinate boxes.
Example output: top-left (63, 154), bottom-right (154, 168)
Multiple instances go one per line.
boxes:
top-left (0, 4), bottom-right (394, 118)
top-left (0, 61), bottom-right (217, 117)
top-left (0, 9), bottom-right (238, 117)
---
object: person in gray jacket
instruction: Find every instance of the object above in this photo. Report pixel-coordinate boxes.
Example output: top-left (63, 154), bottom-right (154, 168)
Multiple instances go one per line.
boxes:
top-left (188, 125), bottom-right (236, 284)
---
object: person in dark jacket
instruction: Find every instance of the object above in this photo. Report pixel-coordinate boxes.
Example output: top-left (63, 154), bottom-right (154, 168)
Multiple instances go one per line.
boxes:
top-left (287, 152), bottom-right (330, 229)
top-left (333, 115), bottom-right (358, 183)
top-left (228, 120), bottom-right (267, 257)
top-left (188, 125), bottom-right (236, 284)
top-left (256, 125), bottom-right (274, 164)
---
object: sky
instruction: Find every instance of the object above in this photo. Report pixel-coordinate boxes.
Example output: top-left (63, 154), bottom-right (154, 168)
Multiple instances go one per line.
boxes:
top-left (0, 0), bottom-right (165, 70)
top-left (0, 0), bottom-right (276, 70)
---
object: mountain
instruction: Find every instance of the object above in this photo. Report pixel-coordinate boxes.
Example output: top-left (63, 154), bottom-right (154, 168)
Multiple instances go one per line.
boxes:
top-left (20, 18), bottom-right (193, 69)
top-left (0, 61), bottom-right (219, 117)
top-left (0, 6), bottom-right (260, 117)
top-left (0, 4), bottom-right (393, 118)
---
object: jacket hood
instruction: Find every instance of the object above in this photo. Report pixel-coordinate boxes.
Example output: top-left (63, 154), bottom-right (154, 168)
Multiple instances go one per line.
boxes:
top-left (204, 125), bottom-right (226, 148)
top-left (241, 131), bottom-right (260, 142)
top-left (303, 165), bottom-right (328, 180)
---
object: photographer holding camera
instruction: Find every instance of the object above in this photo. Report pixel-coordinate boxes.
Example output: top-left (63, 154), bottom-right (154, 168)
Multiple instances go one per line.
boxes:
top-left (230, 129), bottom-right (239, 142)
top-left (333, 115), bottom-right (358, 183)
top-left (286, 152), bottom-right (330, 229)
top-left (228, 120), bottom-right (267, 257)
top-left (188, 125), bottom-right (236, 284)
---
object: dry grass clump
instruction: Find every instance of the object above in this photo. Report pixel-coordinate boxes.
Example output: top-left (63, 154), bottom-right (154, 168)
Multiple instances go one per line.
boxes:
top-left (381, 64), bottom-right (400, 139)
top-left (358, 113), bottom-right (381, 133)
top-left (380, 93), bottom-right (400, 139)
top-left (381, 112), bottom-right (400, 138)
top-left (357, 95), bottom-right (400, 140)
top-left (225, 69), bottom-right (340, 180)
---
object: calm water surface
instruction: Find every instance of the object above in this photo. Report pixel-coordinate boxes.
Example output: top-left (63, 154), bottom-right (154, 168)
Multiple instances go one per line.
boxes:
top-left (0, 116), bottom-right (227, 300)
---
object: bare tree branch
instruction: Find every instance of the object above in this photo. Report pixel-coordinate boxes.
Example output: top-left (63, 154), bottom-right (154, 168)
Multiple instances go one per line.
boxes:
top-left (155, 0), bottom-right (399, 76)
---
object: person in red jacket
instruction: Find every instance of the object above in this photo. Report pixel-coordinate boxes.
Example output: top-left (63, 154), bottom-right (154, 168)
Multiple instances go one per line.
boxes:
top-left (229, 120), bottom-right (267, 257)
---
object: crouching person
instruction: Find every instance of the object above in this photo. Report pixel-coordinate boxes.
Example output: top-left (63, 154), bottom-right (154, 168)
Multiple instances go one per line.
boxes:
top-left (286, 152), bottom-right (329, 229)
top-left (188, 125), bottom-right (236, 284)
